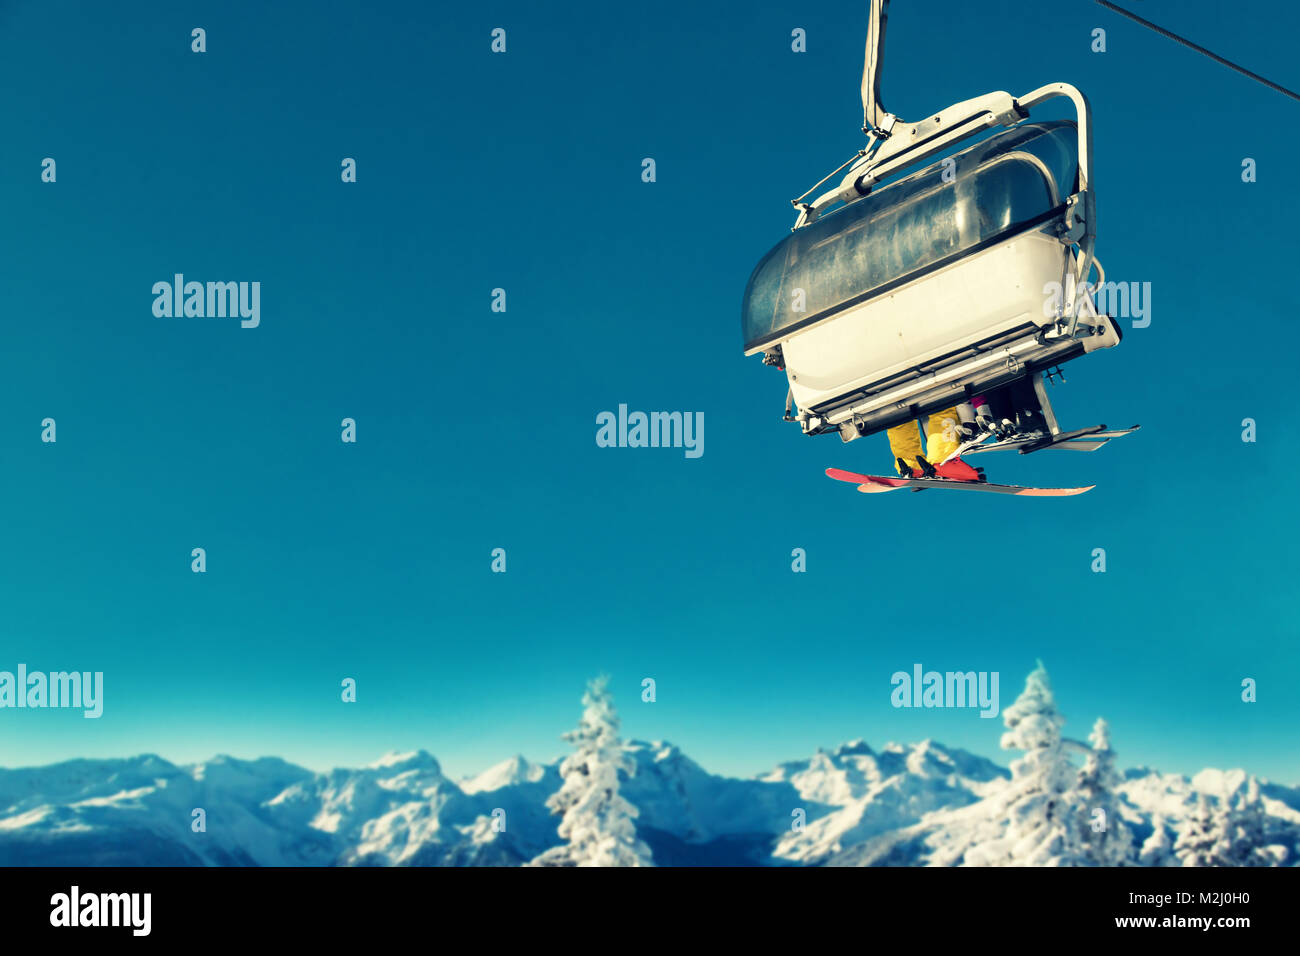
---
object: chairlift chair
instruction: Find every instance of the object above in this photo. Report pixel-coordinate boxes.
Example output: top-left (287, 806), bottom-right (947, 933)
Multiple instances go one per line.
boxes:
top-left (741, 0), bottom-right (1138, 457)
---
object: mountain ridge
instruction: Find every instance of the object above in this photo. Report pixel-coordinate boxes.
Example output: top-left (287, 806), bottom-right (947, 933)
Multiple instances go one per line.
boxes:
top-left (2, 736), bottom-right (1294, 866)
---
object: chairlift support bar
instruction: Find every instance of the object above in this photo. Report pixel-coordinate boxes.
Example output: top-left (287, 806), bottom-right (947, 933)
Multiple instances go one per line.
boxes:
top-left (862, 0), bottom-right (893, 135)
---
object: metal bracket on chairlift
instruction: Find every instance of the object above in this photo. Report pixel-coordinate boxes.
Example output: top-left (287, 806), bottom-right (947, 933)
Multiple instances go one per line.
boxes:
top-left (1059, 192), bottom-right (1090, 245)
top-left (866, 113), bottom-right (898, 141)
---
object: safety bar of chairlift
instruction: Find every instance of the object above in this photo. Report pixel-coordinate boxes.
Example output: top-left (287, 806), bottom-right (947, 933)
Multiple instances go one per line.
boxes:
top-left (802, 84), bottom-right (1092, 230)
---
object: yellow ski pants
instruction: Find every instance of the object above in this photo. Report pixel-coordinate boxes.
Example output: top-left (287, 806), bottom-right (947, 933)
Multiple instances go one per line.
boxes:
top-left (888, 407), bottom-right (962, 474)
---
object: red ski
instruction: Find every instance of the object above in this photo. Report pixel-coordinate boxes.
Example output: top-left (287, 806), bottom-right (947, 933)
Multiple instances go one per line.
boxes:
top-left (826, 467), bottom-right (1094, 497)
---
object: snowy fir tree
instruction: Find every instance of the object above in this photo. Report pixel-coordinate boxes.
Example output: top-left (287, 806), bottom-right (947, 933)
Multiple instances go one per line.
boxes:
top-left (1138, 814), bottom-right (1176, 867)
top-left (1174, 779), bottom-right (1287, 867)
top-left (528, 676), bottom-right (654, 867)
top-left (1220, 778), bottom-right (1287, 866)
top-left (1075, 717), bottom-right (1134, 865)
top-left (961, 662), bottom-right (1085, 865)
top-left (1174, 794), bottom-right (1230, 867)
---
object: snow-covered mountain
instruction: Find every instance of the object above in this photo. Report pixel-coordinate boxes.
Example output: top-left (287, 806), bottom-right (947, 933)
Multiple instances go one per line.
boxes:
top-left (764, 739), bottom-right (1009, 864)
top-left (2, 738), bottom-right (1294, 866)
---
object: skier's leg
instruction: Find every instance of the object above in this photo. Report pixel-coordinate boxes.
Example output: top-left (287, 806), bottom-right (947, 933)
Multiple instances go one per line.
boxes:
top-left (887, 420), bottom-right (923, 475)
top-left (979, 384), bottom-right (1019, 438)
top-left (953, 399), bottom-right (983, 441)
top-left (923, 406), bottom-right (963, 464)
top-left (921, 406), bottom-right (985, 481)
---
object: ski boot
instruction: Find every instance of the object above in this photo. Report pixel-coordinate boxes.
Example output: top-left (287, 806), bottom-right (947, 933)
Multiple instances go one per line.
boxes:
top-left (902, 455), bottom-right (985, 483)
top-left (932, 457), bottom-right (985, 482)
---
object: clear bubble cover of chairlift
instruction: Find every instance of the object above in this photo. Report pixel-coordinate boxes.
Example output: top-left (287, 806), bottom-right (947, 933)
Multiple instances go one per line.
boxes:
top-left (741, 121), bottom-right (1080, 353)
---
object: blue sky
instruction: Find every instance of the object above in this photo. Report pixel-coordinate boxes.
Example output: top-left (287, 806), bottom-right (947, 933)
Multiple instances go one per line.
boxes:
top-left (1, 0), bottom-right (1296, 785)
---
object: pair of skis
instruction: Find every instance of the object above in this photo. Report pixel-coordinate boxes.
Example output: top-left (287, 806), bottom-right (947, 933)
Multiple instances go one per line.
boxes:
top-left (826, 467), bottom-right (1093, 496)
top-left (827, 425), bottom-right (1140, 497)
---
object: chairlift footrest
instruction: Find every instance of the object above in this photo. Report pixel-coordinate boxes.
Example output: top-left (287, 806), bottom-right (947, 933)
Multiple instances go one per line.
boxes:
top-left (1018, 424), bottom-right (1109, 454)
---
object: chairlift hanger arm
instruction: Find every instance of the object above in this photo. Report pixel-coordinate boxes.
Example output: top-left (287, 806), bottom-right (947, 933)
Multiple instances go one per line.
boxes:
top-left (862, 0), bottom-right (895, 135)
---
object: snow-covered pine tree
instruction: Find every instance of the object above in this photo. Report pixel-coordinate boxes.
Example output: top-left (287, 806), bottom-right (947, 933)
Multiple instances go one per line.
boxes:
top-left (1075, 717), bottom-right (1134, 865)
top-left (528, 675), bottom-right (654, 867)
top-left (1174, 794), bottom-right (1229, 866)
top-left (1174, 781), bottom-right (1287, 867)
top-left (962, 661), bottom-right (1086, 865)
top-left (1220, 777), bottom-right (1286, 866)
top-left (1138, 814), bottom-right (1176, 866)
